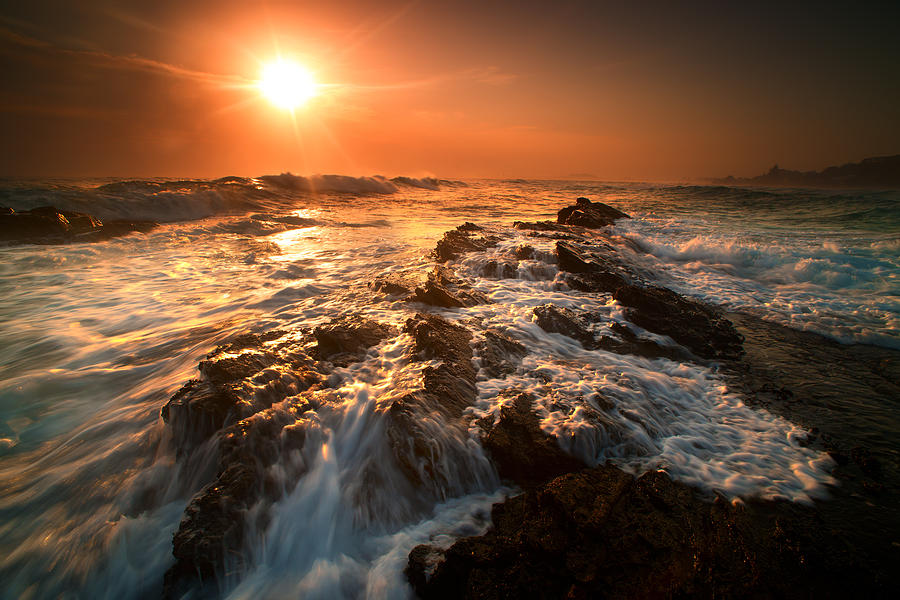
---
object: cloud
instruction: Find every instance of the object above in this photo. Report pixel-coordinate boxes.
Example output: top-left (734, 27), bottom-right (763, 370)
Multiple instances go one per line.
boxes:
top-left (0, 24), bottom-right (250, 88)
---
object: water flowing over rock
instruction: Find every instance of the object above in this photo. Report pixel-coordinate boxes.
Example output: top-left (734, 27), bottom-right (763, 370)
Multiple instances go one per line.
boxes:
top-left (556, 197), bottom-right (630, 228)
top-left (481, 392), bottom-right (585, 488)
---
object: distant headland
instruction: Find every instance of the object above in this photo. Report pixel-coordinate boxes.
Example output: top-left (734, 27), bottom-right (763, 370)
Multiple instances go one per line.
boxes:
top-left (713, 154), bottom-right (900, 188)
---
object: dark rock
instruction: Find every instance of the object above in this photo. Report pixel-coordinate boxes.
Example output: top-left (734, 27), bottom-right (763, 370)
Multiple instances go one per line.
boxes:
top-left (408, 464), bottom-right (878, 599)
top-left (614, 284), bottom-right (744, 360)
top-left (457, 222), bottom-right (483, 232)
top-left (385, 314), bottom-right (478, 487)
top-left (413, 266), bottom-right (489, 308)
top-left (0, 205), bottom-right (157, 244)
top-left (556, 197), bottom-right (630, 228)
top-left (164, 402), bottom-right (313, 599)
top-left (512, 220), bottom-right (568, 232)
top-left (369, 272), bottom-right (427, 296)
top-left (512, 244), bottom-right (535, 260)
top-left (533, 304), bottom-right (596, 348)
top-left (482, 393), bottom-right (585, 488)
top-left (312, 315), bottom-right (397, 362)
top-left (432, 224), bottom-right (498, 262)
top-left (161, 330), bottom-right (322, 454)
top-left (476, 330), bottom-right (527, 379)
top-left (481, 259), bottom-right (518, 279)
top-left (161, 379), bottom-right (247, 454)
top-left (595, 321), bottom-right (690, 361)
top-left (556, 241), bottom-right (631, 292)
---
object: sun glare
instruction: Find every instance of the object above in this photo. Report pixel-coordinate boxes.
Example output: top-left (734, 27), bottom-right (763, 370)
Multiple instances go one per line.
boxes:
top-left (259, 60), bottom-right (317, 109)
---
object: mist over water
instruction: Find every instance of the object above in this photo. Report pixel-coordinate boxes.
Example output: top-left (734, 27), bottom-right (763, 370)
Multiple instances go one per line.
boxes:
top-left (0, 176), bottom-right (897, 598)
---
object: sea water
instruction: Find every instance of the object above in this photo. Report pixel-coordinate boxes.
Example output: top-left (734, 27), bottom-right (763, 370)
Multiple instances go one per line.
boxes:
top-left (0, 176), bottom-right (897, 598)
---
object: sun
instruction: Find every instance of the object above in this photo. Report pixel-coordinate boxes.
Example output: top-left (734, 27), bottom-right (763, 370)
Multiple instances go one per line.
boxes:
top-left (258, 60), bottom-right (318, 109)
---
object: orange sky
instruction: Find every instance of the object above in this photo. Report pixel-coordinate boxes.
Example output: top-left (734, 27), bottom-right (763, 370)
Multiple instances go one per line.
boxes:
top-left (1, 1), bottom-right (898, 180)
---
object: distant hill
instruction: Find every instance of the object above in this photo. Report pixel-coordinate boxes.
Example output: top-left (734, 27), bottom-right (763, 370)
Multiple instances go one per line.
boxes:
top-left (714, 155), bottom-right (900, 188)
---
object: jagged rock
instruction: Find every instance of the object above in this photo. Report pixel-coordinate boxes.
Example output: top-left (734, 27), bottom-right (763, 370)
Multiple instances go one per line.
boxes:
top-left (369, 271), bottom-right (427, 296)
top-left (557, 197), bottom-right (630, 228)
top-left (432, 224), bottom-right (498, 262)
top-left (613, 285), bottom-right (744, 360)
top-left (161, 331), bottom-right (321, 454)
top-left (512, 244), bottom-right (535, 260)
top-left (163, 401), bottom-right (315, 599)
top-left (533, 304), bottom-right (597, 348)
top-left (476, 330), bottom-right (527, 378)
top-left (413, 266), bottom-right (489, 308)
top-left (407, 464), bottom-right (874, 599)
top-left (481, 259), bottom-right (518, 279)
top-left (385, 314), bottom-right (478, 486)
top-left (512, 220), bottom-right (568, 232)
top-left (482, 393), bottom-right (585, 487)
top-left (312, 315), bottom-right (397, 363)
top-left (0, 205), bottom-right (157, 244)
top-left (555, 240), bottom-right (632, 293)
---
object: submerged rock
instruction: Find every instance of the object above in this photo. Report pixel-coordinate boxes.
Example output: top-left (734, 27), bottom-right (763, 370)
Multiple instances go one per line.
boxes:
top-left (613, 284), bottom-right (744, 360)
top-left (556, 197), bottom-right (630, 228)
top-left (407, 464), bottom-right (874, 599)
top-left (0, 205), bottom-right (157, 244)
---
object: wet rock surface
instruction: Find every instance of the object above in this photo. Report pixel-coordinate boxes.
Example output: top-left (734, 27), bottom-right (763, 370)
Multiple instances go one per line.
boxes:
top-left (407, 464), bottom-right (878, 599)
top-left (613, 284), bottom-right (744, 360)
top-left (156, 197), bottom-right (899, 599)
top-left (481, 393), bottom-right (585, 488)
top-left (0, 205), bottom-right (157, 244)
top-left (313, 315), bottom-right (397, 364)
top-left (724, 312), bottom-right (900, 577)
top-left (413, 266), bottom-right (490, 308)
top-left (164, 400), bottom-right (316, 599)
top-left (476, 330), bottom-right (527, 379)
top-left (556, 197), bottom-right (630, 228)
top-left (161, 330), bottom-right (321, 455)
top-left (432, 223), bottom-right (498, 262)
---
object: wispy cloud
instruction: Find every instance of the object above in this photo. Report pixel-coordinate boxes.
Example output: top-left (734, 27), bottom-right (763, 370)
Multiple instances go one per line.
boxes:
top-left (0, 24), bottom-right (250, 87)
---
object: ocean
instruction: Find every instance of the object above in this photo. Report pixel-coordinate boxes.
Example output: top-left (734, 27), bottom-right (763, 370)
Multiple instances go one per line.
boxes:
top-left (0, 176), bottom-right (898, 598)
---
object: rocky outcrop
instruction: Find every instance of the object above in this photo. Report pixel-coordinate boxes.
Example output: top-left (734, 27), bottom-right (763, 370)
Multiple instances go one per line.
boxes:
top-left (481, 393), bottom-right (585, 488)
top-left (161, 330), bottom-right (320, 455)
top-left (0, 205), bottom-right (157, 244)
top-left (312, 315), bottom-right (397, 364)
top-left (475, 330), bottom-right (527, 379)
top-left (555, 240), bottom-right (634, 293)
top-left (613, 285), bottom-right (744, 360)
top-left (164, 399), bottom-right (317, 599)
top-left (407, 464), bottom-right (873, 599)
top-left (413, 267), bottom-right (489, 308)
top-left (432, 223), bottom-right (498, 262)
top-left (370, 267), bottom-right (488, 308)
top-left (385, 313), bottom-right (480, 488)
top-left (556, 197), bottom-right (630, 228)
